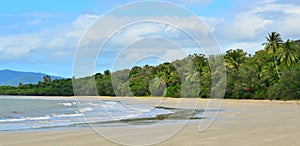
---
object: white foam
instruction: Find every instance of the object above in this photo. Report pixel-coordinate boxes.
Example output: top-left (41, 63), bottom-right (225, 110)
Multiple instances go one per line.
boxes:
top-left (55, 113), bottom-right (83, 118)
top-left (26, 116), bottom-right (51, 120)
top-left (79, 107), bottom-right (93, 112)
top-left (0, 116), bottom-right (51, 123)
top-left (87, 102), bottom-right (98, 106)
top-left (119, 114), bottom-right (139, 119)
top-left (100, 104), bottom-right (115, 108)
top-left (106, 101), bottom-right (117, 105)
top-left (136, 108), bottom-right (151, 112)
top-left (58, 102), bottom-right (72, 107)
top-left (0, 118), bottom-right (25, 122)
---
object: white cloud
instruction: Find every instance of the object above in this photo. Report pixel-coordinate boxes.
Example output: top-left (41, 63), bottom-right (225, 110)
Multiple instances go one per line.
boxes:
top-left (223, 42), bottom-right (262, 54)
top-left (78, 14), bottom-right (220, 67)
top-left (2, 0), bottom-right (300, 77)
top-left (213, 1), bottom-right (300, 53)
top-left (0, 34), bottom-right (42, 59)
top-left (46, 37), bottom-right (67, 50)
top-left (68, 14), bottom-right (98, 38)
top-left (200, 16), bottom-right (225, 31)
top-left (265, 4), bottom-right (300, 38)
top-left (214, 7), bottom-right (272, 41)
top-left (4, 1), bottom-right (300, 70)
top-left (163, 49), bottom-right (187, 61)
top-left (0, 14), bottom-right (98, 62)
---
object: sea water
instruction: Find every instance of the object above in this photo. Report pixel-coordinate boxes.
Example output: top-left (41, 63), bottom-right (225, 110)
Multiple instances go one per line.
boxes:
top-left (0, 96), bottom-right (174, 131)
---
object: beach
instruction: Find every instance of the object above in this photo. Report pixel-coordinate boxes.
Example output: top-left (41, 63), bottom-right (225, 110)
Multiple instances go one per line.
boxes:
top-left (0, 97), bottom-right (300, 146)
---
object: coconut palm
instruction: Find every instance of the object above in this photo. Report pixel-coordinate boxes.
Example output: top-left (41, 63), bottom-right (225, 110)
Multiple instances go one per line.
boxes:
top-left (43, 75), bottom-right (51, 83)
top-left (262, 32), bottom-right (283, 78)
top-left (278, 39), bottom-right (299, 68)
top-left (251, 61), bottom-right (265, 80)
top-left (224, 49), bottom-right (248, 71)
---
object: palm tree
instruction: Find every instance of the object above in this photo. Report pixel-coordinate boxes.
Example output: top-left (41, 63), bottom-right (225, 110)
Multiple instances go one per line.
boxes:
top-left (160, 63), bottom-right (174, 87)
top-left (18, 83), bottom-right (23, 89)
top-left (278, 39), bottom-right (299, 68)
top-left (104, 70), bottom-right (111, 76)
top-left (182, 57), bottom-right (199, 82)
top-left (251, 61), bottom-right (265, 80)
top-left (224, 49), bottom-right (248, 71)
top-left (43, 75), bottom-right (51, 83)
top-left (262, 32), bottom-right (283, 78)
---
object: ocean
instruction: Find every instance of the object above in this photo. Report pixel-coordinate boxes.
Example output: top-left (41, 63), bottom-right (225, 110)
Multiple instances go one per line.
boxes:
top-left (0, 96), bottom-right (203, 131)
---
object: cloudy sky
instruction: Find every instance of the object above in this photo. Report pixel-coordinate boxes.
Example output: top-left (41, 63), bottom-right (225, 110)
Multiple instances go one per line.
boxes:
top-left (1, 0), bottom-right (300, 77)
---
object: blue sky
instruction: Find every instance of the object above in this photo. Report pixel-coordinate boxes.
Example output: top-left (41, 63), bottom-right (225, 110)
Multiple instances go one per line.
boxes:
top-left (1, 0), bottom-right (300, 77)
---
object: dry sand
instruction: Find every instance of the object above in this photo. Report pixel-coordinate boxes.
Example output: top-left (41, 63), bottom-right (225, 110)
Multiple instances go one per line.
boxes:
top-left (0, 97), bottom-right (300, 146)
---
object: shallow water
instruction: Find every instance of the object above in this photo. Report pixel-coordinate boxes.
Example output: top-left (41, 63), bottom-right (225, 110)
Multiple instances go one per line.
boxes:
top-left (0, 96), bottom-right (208, 131)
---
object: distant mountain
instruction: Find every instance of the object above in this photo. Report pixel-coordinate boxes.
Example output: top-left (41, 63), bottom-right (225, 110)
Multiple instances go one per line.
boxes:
top-left (0, 69), bottom-right (63, 86)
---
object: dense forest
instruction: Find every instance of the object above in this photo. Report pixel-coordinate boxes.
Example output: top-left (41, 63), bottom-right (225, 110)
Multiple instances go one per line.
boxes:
top-left (0, 32), bottom-right (299, 100)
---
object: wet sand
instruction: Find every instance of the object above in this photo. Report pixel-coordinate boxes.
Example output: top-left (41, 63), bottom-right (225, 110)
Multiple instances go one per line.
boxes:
top-left (0, 97), bottom-right (299, 146)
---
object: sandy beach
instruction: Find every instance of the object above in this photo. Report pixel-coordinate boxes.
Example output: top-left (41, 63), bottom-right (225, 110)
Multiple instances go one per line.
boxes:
top-left (0, 97), bottom-right (300, 146)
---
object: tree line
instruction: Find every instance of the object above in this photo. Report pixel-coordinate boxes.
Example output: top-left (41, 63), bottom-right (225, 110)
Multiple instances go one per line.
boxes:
top-left (0, 32), bottom-right (299, 100)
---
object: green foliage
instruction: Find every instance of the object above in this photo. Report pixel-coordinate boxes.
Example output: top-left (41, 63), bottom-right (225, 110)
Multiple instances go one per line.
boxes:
top-left (278, 39), bottom-right (299, 67)
top-left (0, 78), bottom-right (73, 96)
top-left (267, 63), bottom-right (300, 100)
top-left (225, 49), bottom-right (248, 71)
top-left (128, 66), bottom-right (153, 96)
top-left (1, 32), bottom-right (299, 100)
top-left (165, 85), bottom-right (181, 98)
top-left (95, 73), bottom-right (115, 96)
top-left (262, 32), bottom-right (284, 79)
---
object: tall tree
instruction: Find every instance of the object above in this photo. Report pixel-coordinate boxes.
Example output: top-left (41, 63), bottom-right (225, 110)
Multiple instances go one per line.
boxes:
top-left (262, 32), bottom-right (284, 78)
top-left (278, 39), bottom-right (299, 68)
top-left (43, 75), bottom-right (51, 83)
top-left (104, 70), bottom-right (111, 76)
top-left (224, 49), bottom-right (248, 71)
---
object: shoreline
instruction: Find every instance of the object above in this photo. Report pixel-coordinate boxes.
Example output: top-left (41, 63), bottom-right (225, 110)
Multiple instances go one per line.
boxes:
top-left (1, 95), bottom-right (300, 105)
top-left (0, 97), bottom-right (300, 145)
